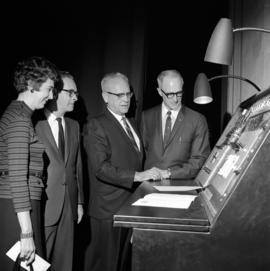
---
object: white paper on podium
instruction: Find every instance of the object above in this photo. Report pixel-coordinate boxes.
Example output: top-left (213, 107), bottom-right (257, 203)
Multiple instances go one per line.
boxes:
top-left (132, 193), bottom-right (197, 209)
top-left (153, 185), bottom-right (202, 192)
top-left (6, 241), bottom-right (50, 271)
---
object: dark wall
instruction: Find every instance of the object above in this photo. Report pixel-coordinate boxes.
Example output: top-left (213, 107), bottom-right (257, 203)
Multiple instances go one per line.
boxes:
top-left (2, 3), bottom-right (111, 126)
top-left (2, 2), bottom-right (228, 145)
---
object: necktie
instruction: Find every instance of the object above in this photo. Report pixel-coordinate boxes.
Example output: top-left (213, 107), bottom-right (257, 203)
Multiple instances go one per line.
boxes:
top-left (56, 117), bottom-right (65, 160)
top-left (163, 111), bottom-right (172, 147)
top-left (122, 117), bottom-right (140, 153)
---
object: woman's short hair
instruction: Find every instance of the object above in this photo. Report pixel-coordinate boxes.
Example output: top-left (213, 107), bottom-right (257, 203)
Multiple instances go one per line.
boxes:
top-left (13, 56), bottom-right (58, 93)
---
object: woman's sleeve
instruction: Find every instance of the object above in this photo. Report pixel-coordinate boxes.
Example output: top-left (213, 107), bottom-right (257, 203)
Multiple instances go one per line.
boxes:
top-left (5, 119), bottom-right (31, 212)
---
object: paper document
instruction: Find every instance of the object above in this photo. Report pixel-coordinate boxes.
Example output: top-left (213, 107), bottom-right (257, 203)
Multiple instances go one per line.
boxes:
top-left (6, 241), bottom-right (50, 271)
top-left (132, 193), bottom-right (197, 209)
top-left (153, 185), bottom-right (202, 192)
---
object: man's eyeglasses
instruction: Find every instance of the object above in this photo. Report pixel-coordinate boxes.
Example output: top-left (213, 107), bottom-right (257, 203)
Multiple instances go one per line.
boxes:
top-left (62, 89), bottom-right (79, 98)
top-left (106, 91), bottom-right (133, 99)
top-left (160, 89), bottom-right (183, 99)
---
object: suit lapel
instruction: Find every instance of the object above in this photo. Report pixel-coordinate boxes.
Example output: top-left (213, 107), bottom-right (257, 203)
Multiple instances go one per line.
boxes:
top-left (64, 118), bottom-right (71, 165)
top-left (40, 120), bottom-right (61, 158)
top-left (155, 106), bottom-right (165, 153)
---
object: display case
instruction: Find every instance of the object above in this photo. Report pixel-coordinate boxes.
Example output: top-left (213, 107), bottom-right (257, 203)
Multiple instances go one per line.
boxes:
top-left (114, 88), bottom-right (270, 271)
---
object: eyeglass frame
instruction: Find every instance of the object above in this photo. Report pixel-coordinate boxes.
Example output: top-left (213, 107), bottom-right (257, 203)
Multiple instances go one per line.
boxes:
top-left (62, 89), bottom-right (79, 98)
top-left (106, 91), bottom-right (133, 99)
top-left (160, 89), bottom-right (183, 99)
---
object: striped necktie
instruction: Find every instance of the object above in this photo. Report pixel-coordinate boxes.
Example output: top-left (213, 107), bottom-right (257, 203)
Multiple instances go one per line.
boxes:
top-left (122, 117), bottom-right (140, 153)
top-left (163, 110), bottom-right (172, 147)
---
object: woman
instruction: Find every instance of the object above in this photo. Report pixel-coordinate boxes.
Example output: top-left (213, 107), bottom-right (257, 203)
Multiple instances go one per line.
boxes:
top-left (0, 56), bottom-right (58, 270)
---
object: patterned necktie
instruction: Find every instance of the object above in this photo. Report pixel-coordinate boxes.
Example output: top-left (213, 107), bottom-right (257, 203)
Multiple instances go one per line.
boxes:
top-left (56, 117), bottom-right (65, 160)
top-left (163, 110), bottom-right (172, 147)
top-left (122, 117), bottom-right (140, 153)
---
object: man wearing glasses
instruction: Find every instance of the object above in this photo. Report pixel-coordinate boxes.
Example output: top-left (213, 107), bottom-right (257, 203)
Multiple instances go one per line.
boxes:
top-left (141, 69), bottom-right (210, 180)
top-left (83, 72), bottom-right (160, 271)
top-left (35, 71), bottom-right (84, 271)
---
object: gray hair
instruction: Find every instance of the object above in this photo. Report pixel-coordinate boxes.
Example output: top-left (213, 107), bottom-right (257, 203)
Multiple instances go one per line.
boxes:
top-left (157, 70), bottom-right (184, 88)
top-left (101, 72), bottom-right (129, 92)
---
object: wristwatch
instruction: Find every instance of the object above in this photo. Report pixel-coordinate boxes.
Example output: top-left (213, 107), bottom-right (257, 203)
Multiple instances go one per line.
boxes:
top-left (20, 231), bottom-right (34, 239)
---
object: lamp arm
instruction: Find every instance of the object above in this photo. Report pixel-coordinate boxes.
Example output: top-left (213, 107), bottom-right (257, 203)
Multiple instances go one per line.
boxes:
top-left (209, 75), bottom-right (261, 92)
top-left (233, 27), bottom-right (270, 34)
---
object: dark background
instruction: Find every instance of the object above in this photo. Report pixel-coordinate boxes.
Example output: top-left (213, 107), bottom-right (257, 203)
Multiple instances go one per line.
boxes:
top-left (144, 1), bottom-right (229, 146)
top-left (2, 1), bottom-right (228, 146)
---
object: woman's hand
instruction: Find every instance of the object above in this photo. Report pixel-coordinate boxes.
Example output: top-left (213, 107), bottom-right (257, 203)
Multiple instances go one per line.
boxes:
top-left (17, 211), bottom-right (36, 265)
top-left (20, 235), bottom-right (36, 265)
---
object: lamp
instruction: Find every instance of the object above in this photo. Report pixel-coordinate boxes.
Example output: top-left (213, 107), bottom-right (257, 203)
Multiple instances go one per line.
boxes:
top-left (204, 18), bottom-right (270, 65)
top-left (193, 72), bottom-right (261, 104)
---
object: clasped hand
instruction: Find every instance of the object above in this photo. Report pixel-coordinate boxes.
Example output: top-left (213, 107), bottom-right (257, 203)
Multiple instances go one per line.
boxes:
top-left (135, 167), bottom-right (169, 182)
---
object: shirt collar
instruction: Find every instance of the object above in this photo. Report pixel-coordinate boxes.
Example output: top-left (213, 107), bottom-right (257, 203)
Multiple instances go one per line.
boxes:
top-left (161, 102), bottom-right (181, 119)
top-left (45, 108), bottom-right (64, 125)
top-left (107, 107), bottom-right (125, 122)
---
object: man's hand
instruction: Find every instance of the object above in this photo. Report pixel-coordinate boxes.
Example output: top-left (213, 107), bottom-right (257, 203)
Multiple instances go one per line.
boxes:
top-left (77, 204), bottom-right (84, 224)
top-left (155, 168), bottom-right (171, 180)
top-left (134, 167), bottom-right (162, 182)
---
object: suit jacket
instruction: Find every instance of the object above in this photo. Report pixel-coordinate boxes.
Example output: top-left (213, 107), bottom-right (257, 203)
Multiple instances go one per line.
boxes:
top-left (83, 109), bottom-right (143, 220)
top-left (141, 105), bottom-right (210, 179)
top-left (35, 115), bottom-right (84, 226)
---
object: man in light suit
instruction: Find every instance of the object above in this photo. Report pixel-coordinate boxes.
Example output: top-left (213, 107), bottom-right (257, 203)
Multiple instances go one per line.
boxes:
top-left (83, 72), bottom-right (160, 271)
top-left (141, 69), bottom-right (210, 180)
top-left (35, 71), bottom-right (84, 271)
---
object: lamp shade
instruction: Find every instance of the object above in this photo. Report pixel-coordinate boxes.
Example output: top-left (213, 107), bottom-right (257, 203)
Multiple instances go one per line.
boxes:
top-left (204, 18), bottom-right (270, 65)
top-left (193, 73), bottom-right (213, 104)
top-left (204, 18), bottom-right (233, 65)
top-left (193, 73), bottom-right (261, 105)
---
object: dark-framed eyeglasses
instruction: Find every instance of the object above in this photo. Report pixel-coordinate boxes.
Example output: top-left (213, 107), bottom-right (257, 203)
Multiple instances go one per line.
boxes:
top-left (62, 89), bottom-right (79, 98)
top-left (160, 89), bottom-right (183, 99)
top-left (106, 91), bottom-right (133, 99)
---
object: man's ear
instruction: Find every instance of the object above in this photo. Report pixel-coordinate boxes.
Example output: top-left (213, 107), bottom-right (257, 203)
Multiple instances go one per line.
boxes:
top-left (157, 87), bottom-right (162, 97)
top-left (102, 92), bottom-right (108, 104)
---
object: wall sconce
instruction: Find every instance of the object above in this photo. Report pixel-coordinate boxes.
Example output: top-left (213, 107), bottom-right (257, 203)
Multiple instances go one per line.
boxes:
top-left (193, 73), bottom-right (261, 104)
top-left (204, 18), bottom-right (270, 65)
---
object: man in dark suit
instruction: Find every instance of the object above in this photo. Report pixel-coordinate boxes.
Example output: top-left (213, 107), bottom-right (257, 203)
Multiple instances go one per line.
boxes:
top-left (35, 71), bottom-right (84, 271)
top-left (141, 69), bottom-right (210, 180)
top-left (83, 72), bottom-right (160, 271)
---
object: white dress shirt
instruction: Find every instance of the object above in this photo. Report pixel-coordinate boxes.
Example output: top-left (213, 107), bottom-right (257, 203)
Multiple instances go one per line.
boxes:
top-left (45, 109), bottom-right (65, 148)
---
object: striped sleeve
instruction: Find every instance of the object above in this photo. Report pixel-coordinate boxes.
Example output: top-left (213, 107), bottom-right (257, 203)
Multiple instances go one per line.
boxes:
top-left (6, 118), bottom-right (31, 212)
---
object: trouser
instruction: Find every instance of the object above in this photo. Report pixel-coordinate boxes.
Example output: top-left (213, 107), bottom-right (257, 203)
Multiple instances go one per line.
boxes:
top-left (45, 189), bottom-right (74, 271)
top-left (84, 216), bottom-right (132, 271)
